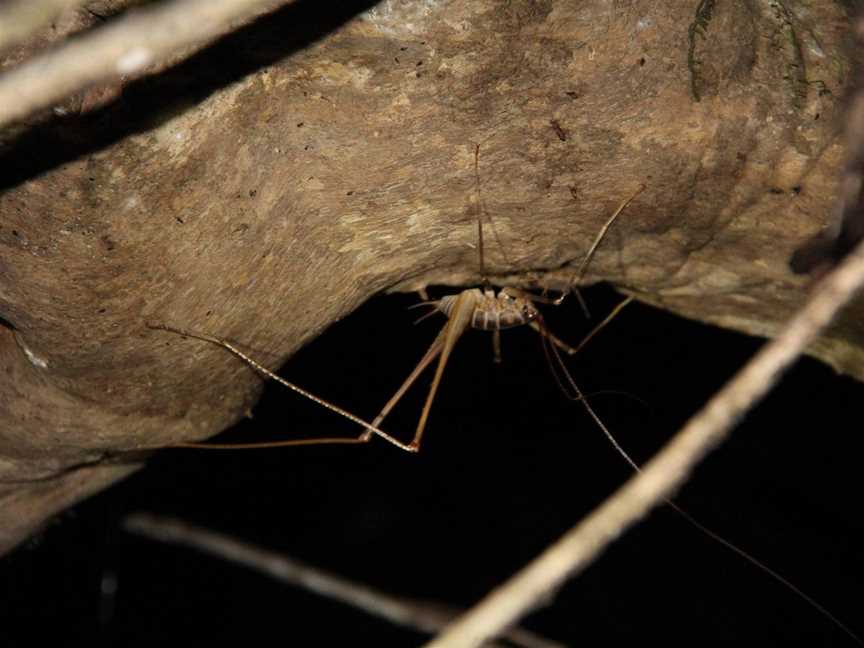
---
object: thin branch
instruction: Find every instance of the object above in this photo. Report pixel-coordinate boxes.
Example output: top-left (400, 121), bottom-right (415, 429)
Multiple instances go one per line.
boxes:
top-left (0, 0), bottom-right (91, 53)
top-left (423, 237), bottom-right (864, 648)
top-left (124, 513), bottom-right (566, 648)
top-left (0, 0), bottom-right (289, 128)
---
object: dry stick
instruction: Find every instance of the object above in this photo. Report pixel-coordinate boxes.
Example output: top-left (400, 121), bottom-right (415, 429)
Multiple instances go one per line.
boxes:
top-left (544, 312), bottom-right (861, 642)
top-left (0, 0), bottom-right (289, 128)
top-left (424, 238), bottom-right (864, 648)
top-left (123, 513), bottom-right (566, 648)
top-left (0, 0), bottom-right (91, 53)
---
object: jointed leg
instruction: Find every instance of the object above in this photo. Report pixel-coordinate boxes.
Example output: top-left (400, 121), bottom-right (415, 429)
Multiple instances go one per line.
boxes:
top-left (554, 184), bottom-right (645, 306)
top-left (410, 291), bottom-right (474, 450)
top-left (528, 294), bottom-right (634, 356)
top-left (364, 328), bottom-right (446, 439)
top-left (148, 323), bottom-right (416, 452)
top-left (567, 295), bottom-right (634, 356)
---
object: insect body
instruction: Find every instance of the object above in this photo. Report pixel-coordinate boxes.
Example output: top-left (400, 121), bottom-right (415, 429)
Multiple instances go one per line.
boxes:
top-left (438, 287), bottom-right (537, 331)
top-left (144, 154), bottom-right (859, 642)
top-left (147, 285), bottom-right (559, 453)
top-left (151, 155), bottom-right (642, 453)
top-left (361, 281), bottom-right (614, 453)
top-left (360, 287), bottom-right (540, 452)
top-left (354, 165), bottom-right (645, 452)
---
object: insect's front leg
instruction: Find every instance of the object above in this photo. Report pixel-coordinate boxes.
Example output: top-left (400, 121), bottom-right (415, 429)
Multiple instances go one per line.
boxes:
top-left (499, 285), bottom-right (562, 306)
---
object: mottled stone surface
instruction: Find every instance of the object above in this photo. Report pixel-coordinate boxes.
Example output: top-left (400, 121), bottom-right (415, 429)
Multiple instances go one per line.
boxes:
top-left (0, 0), bottom-right (859, 552)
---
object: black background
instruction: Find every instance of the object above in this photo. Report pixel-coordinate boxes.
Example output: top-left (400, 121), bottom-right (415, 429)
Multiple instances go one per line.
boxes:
top-left (3, 284), bottom-right (863, 647)
top-left (2, 0), bottom-right (861, 644)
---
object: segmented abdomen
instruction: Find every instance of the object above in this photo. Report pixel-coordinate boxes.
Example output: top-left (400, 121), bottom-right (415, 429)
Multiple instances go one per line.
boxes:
top-left (436, 289), bottom-right (533, 331)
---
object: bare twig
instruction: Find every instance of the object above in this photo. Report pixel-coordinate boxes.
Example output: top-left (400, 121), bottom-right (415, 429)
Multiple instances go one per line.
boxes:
top-left (124, 513), bottom-right (565, 648)
top-left (0, 0), bottom-right (289, 128)
top-left (0, 0), bottom-right (90, 53)
top-left (424, 237), bottom-right (864, 648)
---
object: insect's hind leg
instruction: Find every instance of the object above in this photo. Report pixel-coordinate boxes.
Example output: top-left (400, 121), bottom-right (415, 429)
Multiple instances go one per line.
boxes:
top-left (147, 323), bottom-right (417, 453)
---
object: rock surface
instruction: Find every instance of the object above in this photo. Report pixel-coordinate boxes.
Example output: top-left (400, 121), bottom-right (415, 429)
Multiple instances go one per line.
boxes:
top-left (0, 0), bottom-right (859, 553)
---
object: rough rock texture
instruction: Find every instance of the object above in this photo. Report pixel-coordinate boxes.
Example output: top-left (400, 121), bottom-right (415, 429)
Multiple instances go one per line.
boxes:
top-left (0, 0), bottom-right (859, 553)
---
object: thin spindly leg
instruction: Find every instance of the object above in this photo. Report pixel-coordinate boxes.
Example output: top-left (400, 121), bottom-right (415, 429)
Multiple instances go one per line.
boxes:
top-left (536, 319), bottom-right (584, 403)
top-left (528, 320), bottom-right (577, 355)
top-left (527, 294), bottom-right (634, 356)
top-left (492, 329), bottom-right (502, 364)
top-left (554, 184), bottom-right (645, 306)
top-left (566, 295), bottom-right (633, 356)
top-left (410, 290), bottom-right (475, 450)
top-left (502, 287), bottom-right (562, 306)
top-left (366, 289), bottom-right (476, 451)
top-left (572, 288), bottom-right (591, 319)
top-left (171, 435), bottom-right (373, 450)
top-left (363, 327), bottom-right (446, 436)
top-left (147, 323), bottom-right (416, 452)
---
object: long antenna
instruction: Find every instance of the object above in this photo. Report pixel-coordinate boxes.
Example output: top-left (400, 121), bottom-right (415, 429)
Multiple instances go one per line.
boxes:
top-left (473, 142), bottom-right (512, 285)
top-left (543, 337), bottom-right (862, 645)
top-left (147, 323), bottom-right (416, 452)
top-left (475, 144), bottom-right (487, 284)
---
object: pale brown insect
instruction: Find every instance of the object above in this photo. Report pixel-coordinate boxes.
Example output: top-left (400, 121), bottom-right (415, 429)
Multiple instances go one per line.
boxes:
top-left (353, 187), bottom-right (640, 453)
top-left (149, 146), bottom-right (642, 453)
top-left (147, 145), bottom-right (859, 643)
